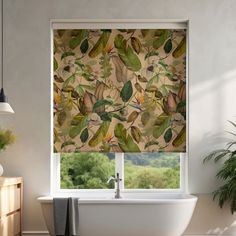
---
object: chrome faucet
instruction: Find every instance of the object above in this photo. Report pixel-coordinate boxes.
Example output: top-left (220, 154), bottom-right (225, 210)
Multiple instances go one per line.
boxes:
top-left (107, 173), bottom-right (122, 199)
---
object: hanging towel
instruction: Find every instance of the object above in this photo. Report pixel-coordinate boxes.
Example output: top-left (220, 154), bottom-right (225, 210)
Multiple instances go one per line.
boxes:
top-left (53, 198), bottom-right (79, 236)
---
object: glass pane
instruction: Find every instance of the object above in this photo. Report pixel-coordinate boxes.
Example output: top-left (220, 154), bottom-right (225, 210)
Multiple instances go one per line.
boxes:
top-left (124, 153), bottom-right (180, 189)
top-left (60, 153), bottom-right (115, 189)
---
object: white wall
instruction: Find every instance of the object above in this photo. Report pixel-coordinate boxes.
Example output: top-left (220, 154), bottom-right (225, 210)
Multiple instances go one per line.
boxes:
top-left (0, 0), bottom-right (236, 234)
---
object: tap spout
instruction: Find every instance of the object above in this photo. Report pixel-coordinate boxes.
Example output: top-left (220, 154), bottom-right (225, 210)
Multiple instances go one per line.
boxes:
top-left (107, 172), bottom-right (122, 199)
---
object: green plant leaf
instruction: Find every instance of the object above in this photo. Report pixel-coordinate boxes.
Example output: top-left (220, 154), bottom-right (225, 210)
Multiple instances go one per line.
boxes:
top-left (69, 116), bottom-right (88, 138)
top-left (69, 38), bottom-right (81, 50)
top-left (63, 74), bottom-right (75, 89)
top-left (111, 113), bottom-right (126, 122)
top-left (70, 114), bottom-right (85, 125)
top-left (172, 126), bottom-right (186, 147)
top-left (144, 141), bottom-right (159, 149)
top-left (144, 51), bottom-right (159, 60)
top-left (58, 111), bottom-right (66, 126)
top-left (153, 116), bottom-right (171, 139)
top-left (69, 127), bottom-right (82, 139)
top-left (119, 134), bottom-right (140, 152)
top-left (93, 99), bottom-right (113, 112)
top-left (114, 123), bottom-right (140, 152)
top-left (76, 85), bottom-right (85, 97)
top-left (80, 39), bottom-right (89, 54)
top-left (203, 149), bottom-right (231, 163)
top-left (173, 36), bottom-right (186, 58)
top-left (98, 112), bottom-right (112, 121)
top-left (202, 119), bottom-right (236, 214)
top-left (121, 46), bottom-right (142, 71)
top-left (89, 31), bottom-right (111, 58)
top-left (80, 84), bottom-right (95, 92)
top-left (177, 100), bottom-right (186, 112)
top-left (114, 123), bottom-right (127, 141)
top-left (100, 53), bottom-right (112, 79)
top-left (54, 58), bottom-right (58, 71)
top-left (164, 128), bottom-right (172, 143)
top-left (153, 30), bottom-right (171, 49)
top-left (114, 34), bottom-right (124, 48)
top-left (114, 34), bottom-right (141, 71)
top-left (80, 128), bottom-right (89, 143)
top-left (120, 81), bottom-right (133, 102)
top-left (0, 128), bottom-right (15, 151)
top-left (61, 51), bottom-right (75, 60)
top-left (61, 141), bottom-right (75, 149)
top-left (159, 85), bottom-right (168, 97)
top-left (164, 38), bottom-right (172, 53)
top-left (88, 121), bottom-right (110, 147)
top-left (99, 112), bottom-right (127, 122)
top-left (146, 75), bottom-right (159, 90)
top-left (69, 30), bottom-right (88, 49)
top-left (228, 120), bottom-right (236, 128)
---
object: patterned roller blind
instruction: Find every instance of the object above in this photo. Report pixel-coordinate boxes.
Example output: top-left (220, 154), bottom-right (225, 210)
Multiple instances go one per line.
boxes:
top-left (53, 29), bottom-right (186, 153)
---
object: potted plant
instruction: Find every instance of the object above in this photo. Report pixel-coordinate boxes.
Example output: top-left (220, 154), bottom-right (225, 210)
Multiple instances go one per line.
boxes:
top-left (0, 127), bottom-right (15, 176)
top-left (203, 121), bottom-right (236, 214)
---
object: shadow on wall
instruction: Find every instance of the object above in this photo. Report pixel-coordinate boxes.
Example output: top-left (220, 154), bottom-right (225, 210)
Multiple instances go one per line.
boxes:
top-left (185, 194), bottom-right (236, 235)
top-left (190, 68), bottom-right (236, 134)
top-left (187, 68), bottom-right (236, 234)
top-left (188, 68), bottom-right (236, 192)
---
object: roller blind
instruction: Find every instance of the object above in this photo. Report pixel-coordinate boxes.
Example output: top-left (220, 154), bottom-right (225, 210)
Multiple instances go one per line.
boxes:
top-left (53, 24), bottom-right (187, 153)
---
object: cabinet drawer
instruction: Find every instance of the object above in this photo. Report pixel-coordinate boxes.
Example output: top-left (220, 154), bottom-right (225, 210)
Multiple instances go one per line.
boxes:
top-left (0, 185), bottom-right (21, 216)
top-left (0, 211), bottom-right (21, 236)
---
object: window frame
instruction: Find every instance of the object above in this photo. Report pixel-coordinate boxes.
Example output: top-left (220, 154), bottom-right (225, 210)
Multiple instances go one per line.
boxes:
top-left (50, 19), bottom-right (189, 196)
top-left (51, 153), bottom-right (187, 196)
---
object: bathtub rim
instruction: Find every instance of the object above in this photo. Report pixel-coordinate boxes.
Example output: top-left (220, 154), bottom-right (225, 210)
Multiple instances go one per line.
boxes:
top-left (37, 193), bottom-right (197, 205)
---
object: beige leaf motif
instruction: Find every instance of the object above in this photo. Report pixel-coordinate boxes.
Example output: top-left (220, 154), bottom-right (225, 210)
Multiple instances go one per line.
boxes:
top-left (112, 55), bottom-right (128, 83)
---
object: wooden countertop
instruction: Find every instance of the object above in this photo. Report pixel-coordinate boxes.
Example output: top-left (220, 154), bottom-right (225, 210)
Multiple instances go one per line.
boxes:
top-left (0, 177), bottom-right (23, 187)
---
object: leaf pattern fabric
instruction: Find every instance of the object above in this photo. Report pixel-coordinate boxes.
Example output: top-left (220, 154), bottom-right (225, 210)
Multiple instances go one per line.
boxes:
top-left (53, 29), bottom-right (186, 153)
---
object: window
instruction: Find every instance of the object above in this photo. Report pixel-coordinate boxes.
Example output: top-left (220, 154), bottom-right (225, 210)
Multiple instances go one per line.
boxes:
top-left (52, 152), bottom-right (185, 193)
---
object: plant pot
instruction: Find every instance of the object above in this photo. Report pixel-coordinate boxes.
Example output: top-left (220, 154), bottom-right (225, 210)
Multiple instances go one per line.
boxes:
top-left (0, 163), bottom-right (3, 176)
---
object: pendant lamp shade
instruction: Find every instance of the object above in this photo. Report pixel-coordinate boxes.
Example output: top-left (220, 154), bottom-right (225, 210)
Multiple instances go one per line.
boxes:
top-left (0, 88), bottom-right (14, 114)
top-left (0, 0), bottom-right (14, 114)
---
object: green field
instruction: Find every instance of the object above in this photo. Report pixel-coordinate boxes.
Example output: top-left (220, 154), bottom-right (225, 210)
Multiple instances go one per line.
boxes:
top-left (60, 152), bottom-right (180, 189)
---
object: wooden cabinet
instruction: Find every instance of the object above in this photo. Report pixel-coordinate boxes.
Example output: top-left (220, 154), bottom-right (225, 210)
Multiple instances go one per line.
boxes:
top-left (0, 177), bottom-right (23, 236)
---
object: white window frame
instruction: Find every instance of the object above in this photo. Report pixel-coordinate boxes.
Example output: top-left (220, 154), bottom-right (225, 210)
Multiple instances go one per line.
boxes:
top-left (50, 19), bottom-right (189, 197)
top-left (51, 153), bottom-right (187, 196)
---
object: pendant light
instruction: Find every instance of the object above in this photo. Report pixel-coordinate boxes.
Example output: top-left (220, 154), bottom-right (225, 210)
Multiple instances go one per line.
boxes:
top-left (0, 0), bottom-right (14, 114)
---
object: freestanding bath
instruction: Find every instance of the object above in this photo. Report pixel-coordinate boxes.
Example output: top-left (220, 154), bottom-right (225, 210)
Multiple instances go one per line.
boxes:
top-left (38, 193), bottom-right (197, 236)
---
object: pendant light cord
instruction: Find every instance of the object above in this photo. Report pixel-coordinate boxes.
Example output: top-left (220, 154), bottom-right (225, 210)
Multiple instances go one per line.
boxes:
top-left (1, 0), bottom-right (3, 89)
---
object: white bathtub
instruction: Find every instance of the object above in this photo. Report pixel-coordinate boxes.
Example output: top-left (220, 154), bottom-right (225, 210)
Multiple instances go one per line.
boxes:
top-left (38, 193), bottom-right (197, 236)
